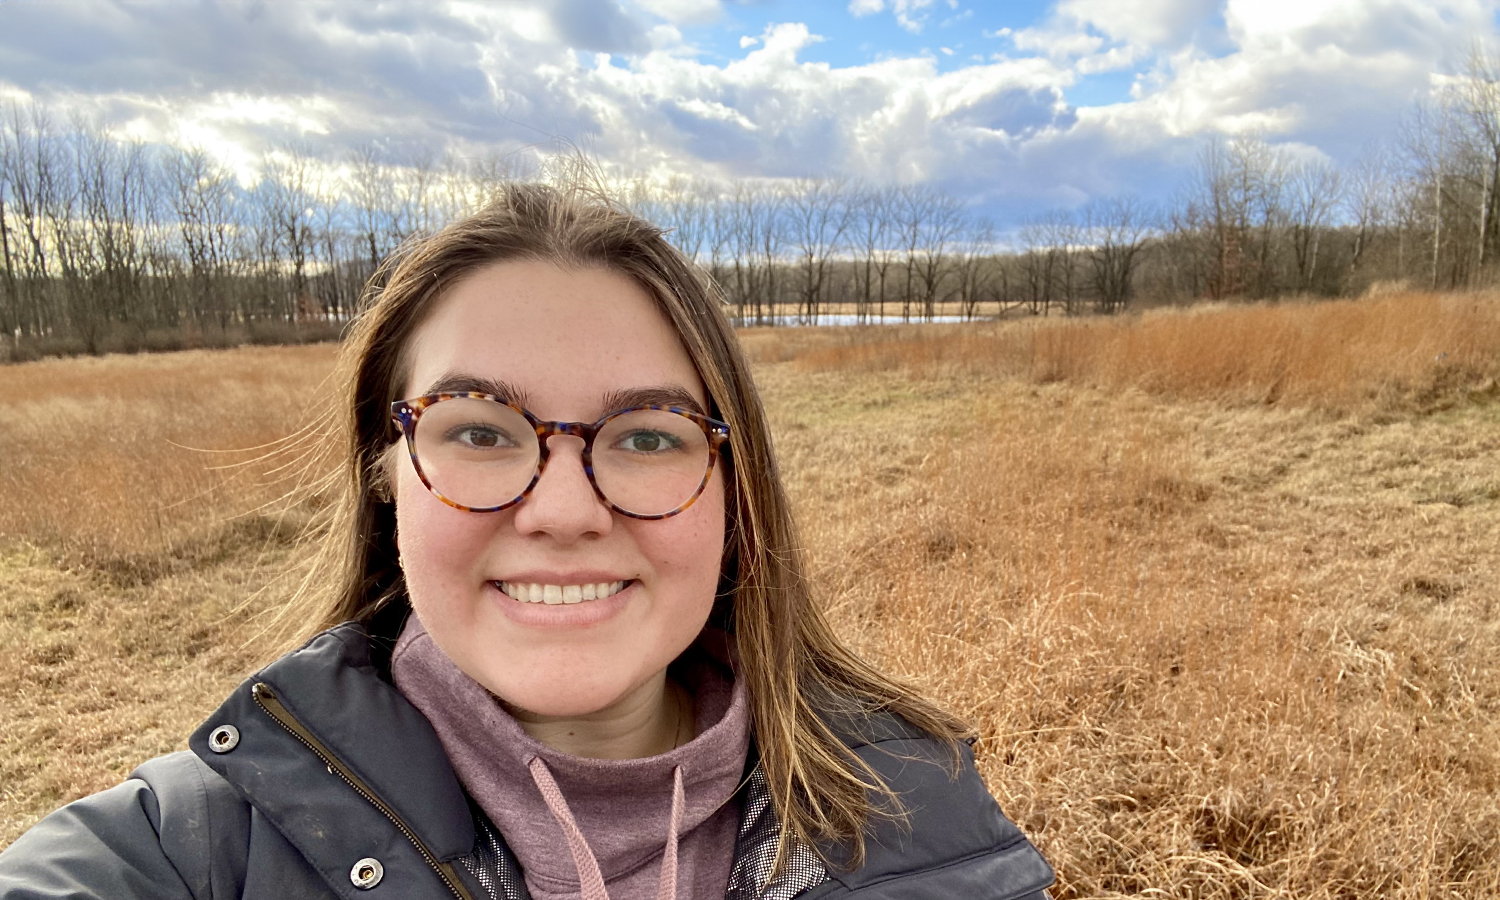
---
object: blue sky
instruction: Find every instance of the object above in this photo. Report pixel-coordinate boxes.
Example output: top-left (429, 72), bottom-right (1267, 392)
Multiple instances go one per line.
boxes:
top-left (0, 0), bottom-right (1495, 227)
top-left (674, 2), bottom-right (1140, 105)
top-left (675, 2), bottom-right (1051, 70)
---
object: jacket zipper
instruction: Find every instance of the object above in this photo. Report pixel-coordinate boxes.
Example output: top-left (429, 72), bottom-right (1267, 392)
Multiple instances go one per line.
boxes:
top-left (251, 682), bottom-right (476, 900)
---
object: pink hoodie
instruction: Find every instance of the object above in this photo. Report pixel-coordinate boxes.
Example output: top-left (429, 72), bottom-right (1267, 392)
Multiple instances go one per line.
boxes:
top-left (392, 617), bottom-right (750, 900)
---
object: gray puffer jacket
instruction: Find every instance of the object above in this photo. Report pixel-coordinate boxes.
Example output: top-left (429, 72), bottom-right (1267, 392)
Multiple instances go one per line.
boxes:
top-left (0, 623), bottom-right (1054, 900)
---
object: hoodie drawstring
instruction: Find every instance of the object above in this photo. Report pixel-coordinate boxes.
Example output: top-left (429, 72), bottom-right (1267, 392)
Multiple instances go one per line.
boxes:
top-left (529, 756), bottom-right (686, 900)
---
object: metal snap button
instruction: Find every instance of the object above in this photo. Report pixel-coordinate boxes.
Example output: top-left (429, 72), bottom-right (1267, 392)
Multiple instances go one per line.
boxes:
top-left (207, 725), bottom-right (240, 753)
top-left (350, 857), bottom-right (384, 889)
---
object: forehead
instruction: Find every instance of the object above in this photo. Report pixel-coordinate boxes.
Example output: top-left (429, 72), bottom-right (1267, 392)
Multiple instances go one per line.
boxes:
top-left (402, 259), bottom-right (706, 415)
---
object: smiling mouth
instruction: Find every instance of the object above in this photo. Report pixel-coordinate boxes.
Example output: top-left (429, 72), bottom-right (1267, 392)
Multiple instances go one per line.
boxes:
top-left (496, 580), bottom-right (631, 605)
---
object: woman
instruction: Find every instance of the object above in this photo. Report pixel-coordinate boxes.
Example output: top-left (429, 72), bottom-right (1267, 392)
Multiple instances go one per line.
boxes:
top-left (0, 183), bottom-right (1053, 900)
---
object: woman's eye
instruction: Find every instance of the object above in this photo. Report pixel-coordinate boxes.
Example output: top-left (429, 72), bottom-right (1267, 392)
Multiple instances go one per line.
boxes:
top-left (447, 425), bottom-right (515, 449)
top-left (616, 430), bottom-right (681, 453)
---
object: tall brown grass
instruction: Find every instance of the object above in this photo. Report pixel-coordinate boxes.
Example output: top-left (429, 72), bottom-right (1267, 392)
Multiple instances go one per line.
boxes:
top-left (0, 344), bottom-right (339, 571)
top-left (2, 292), bottom-right (1498, 897)
top-left (765, 366), bottom-right (1500, 897)
top-left (752, 291), bottom-right (1500, 411)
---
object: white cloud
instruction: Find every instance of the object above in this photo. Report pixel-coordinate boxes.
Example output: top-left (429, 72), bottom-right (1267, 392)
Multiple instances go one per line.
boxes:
top-left (1010, 27), bottom-right (1105, 59)
top-left (672, 97), bottom-right (759, 130)
top-left (847, 0), bottom-right (936, 33)
top-left (1229, 0), bottom-right (1381, 40)
top-left (537, 16), bottom-right (1084, 199)
top-left (1118, 0), bottom-right (1494, 142)
top-left (739, 35), bottom-right (759, 48)
top-left (1057, 0), bottom-right (1216, 50)
top-left (647, 23), bottom-right (688, 52)
top-left (893, 0), bottom-right (938, 34)
top-left (634, 0), bottom-right (723, 26)
top-left (1076, 45), bottom-right (1141, 75)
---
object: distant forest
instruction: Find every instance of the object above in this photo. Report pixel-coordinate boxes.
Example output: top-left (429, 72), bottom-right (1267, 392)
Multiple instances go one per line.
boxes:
top-left (3, 49), bottom-right (1500, 360)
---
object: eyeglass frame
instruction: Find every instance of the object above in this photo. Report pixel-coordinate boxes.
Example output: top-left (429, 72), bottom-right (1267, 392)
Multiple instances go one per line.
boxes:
top-left (389, 391), bottom-right (732, 520)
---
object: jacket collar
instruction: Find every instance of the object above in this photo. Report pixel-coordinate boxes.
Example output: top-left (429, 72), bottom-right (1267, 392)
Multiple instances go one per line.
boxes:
top-left (191, 623), bottom-right (477, 868)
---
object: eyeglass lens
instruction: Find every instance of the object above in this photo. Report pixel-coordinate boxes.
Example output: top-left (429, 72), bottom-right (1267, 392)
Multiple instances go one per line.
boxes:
top-left (410, 398), bottom-right (713, 516)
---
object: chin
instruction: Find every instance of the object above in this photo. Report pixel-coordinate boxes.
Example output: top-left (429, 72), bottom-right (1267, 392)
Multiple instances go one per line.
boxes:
top-left (480, 663), bottom-right (644, 720)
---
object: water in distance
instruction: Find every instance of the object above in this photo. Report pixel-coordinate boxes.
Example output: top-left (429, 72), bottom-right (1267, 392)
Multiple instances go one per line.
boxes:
top-left (731, 314), bottom-right (970, 327)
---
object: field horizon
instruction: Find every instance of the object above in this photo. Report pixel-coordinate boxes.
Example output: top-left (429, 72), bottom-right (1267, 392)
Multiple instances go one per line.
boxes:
top-left (2, 290), bottom-right (1498, 898)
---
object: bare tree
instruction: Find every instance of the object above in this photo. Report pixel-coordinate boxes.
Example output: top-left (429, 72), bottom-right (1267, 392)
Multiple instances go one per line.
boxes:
top-left (1187, 133), bottom-right (1292, 299)
top-left (723, 182), bottom-right (784, 324)
top-left (348, 144), bottom-right (398, 277)
top-left (1345, 146), bottom-right (1389, 276)
top-left (786, 177), bottom-right (852, 322)
top-left (849, 184), bottom-right (894, 322)
top-left (1082, 196), bottom-right (1154, 314)
top-left (895, 185), bottom-right (939, 320)
top-left (914, 192), bottom-right (965, 319)
top-left (632, 175), bottom-right (713, 265)
top-left (1038, 210), bottom-right (1081, 314)
top-left (756, 185), bottom-right (787, 322)
top-left (706, 191), bottom-right (736, 309)
top-left (312, 188), bottom-right (347, 322)
top-left (259, 147), bottom-right (321, 323)
top-left (40, 123), bottom-right (99, 350)
top-left (1286, 158), bottom-right (1343, 291)
top-left (951, 218), bottom-right (996, 319)
top-left (0, 111), bottom-right (17, 345)
top-left (1401, 90), bottom-right (1462, 288)
top-left (1018, 217), bottom-right (1055, 315)
top-left (1461, 42), bottom-right (1500, 277)
top-left (3, 103), bottom-right (58, 339)
top-left (74, 121), bottom-right (155, 336)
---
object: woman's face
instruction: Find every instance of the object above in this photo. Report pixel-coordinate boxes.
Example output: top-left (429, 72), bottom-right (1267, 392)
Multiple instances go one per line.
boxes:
top-left (392, 259), bottom-right (726, 718)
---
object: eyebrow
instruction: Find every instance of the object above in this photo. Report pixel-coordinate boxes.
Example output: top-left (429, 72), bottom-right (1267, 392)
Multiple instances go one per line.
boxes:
top-left (419, 373), bottom-right (705, 419)
top-left (598, 386), bottom-right (706, 417)
top-left (421, 374), bottom-right (534, 407)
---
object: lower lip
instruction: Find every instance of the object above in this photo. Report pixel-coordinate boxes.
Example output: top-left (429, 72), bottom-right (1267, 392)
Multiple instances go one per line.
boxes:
top-left (489, 580), bottom-right (637, 628)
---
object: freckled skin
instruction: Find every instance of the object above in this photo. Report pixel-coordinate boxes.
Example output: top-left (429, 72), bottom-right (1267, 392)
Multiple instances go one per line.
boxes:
top-left (391, 260), bottom-right (725, 750)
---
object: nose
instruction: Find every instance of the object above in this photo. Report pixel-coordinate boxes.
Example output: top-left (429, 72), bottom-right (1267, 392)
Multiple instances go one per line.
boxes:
top-left (511, 434), bottom-right (613, 539)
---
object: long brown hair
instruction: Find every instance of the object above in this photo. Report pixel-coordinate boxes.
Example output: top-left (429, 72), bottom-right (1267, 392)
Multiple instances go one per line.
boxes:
top-left (302, 180), bottom-right (966, 868)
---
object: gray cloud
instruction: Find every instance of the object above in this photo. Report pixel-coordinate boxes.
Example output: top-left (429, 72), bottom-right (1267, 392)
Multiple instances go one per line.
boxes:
top-left (944, 85), bottom-right (1077, 137)
top-left (548, 0), bottom-right (651, 53)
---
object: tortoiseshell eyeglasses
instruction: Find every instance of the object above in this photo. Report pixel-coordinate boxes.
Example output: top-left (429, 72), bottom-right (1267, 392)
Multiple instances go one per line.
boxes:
top-left (390, 392), bottom-right (731, 519)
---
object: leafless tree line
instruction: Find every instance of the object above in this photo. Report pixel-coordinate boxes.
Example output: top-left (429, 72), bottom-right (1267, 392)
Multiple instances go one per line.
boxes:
top-left (6, 46), bottom-right (1500, 360)
top-left (0, 114), bottom-right (1038, 359)
top-left (629, 176), bottom-right (1023, 325)
top-left (1134, 44), bottom-right (1500, 304)
top-left (0, 107), bottom-right (529, 358)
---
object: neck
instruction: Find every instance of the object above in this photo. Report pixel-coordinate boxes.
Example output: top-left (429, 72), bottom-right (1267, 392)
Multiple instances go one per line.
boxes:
top-left (505, 673), bottom-right (693, 760)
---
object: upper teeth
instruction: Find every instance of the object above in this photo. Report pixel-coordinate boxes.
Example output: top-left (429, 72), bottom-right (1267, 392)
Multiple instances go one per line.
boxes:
top-left (499, 581), bottom-right (628, 605)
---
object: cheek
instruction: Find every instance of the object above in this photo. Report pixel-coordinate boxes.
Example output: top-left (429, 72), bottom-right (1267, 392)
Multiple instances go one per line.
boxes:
top-left (646, 478), bottom-right (727, 609)
top-left (393, 469), bottom-right (494, 622)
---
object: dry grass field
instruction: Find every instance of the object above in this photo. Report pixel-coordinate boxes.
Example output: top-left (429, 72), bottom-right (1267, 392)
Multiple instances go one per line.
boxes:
top-left (2, 291), bottom-right (1499, 898)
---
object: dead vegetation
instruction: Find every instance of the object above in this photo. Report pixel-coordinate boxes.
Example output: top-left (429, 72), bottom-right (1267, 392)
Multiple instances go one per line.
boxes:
top-left (743, 291), bottom-right (1500, 412)
top-left (2, 292), bottom-right (1499, 898)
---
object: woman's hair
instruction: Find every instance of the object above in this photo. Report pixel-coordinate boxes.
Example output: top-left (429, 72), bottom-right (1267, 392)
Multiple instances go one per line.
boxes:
top-left (301, 180), bottom-right (967, 868)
